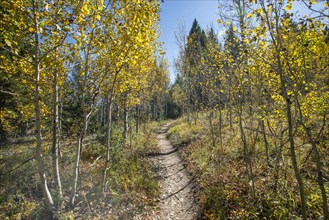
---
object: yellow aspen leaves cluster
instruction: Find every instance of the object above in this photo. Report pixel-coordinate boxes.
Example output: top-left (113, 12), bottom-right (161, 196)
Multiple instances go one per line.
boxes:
top-left (0, 0), bottom-right (166, 211)
top-left (211, 0), bottom-right (329, 127)
top-left (194, 1), bottom-right (329, 218)
top-left (1, 0), bottom-right (163, 132)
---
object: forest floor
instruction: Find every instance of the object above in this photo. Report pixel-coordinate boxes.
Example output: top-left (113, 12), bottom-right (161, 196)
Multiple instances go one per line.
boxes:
top-left (148, 124), bottom-right (200, 220)
top-left (0, 122), bottom-right (201, 220)
top-left (2, 117), bottom-right (327, 219)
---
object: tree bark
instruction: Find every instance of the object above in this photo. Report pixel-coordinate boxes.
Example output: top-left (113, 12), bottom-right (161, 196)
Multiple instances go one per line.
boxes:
top-left (261, 119), bottom-right (270, 166)
top-left (70, 45), bottom-right (91, 207)
top-left (33, 0), bottom-right (54, 211)
top-left (304, 127), bottom-right (329, 219)
top-left (101, 66), bottom-right (120, 192)
top-left (274, 127), bottom-right (285, 192)
top-left (260, 1), bottom-right (308, 217)
top-left (70, 98), bottom-right (90, 207)
top-left (102, 100), bottom-right (112, 192)
top-left (35, 61), bottom-right (54, 211)
top-left (238, 111), bottom-right (256, 199)
top-left (219, 108), bottom-right (223, 149)
top-left (123, 105), bottom-right (129, 141)
top-left (296, 100), bottom-right (329, 219)
top-left (285, 99), bottom-right (307, 219)
top-left (70, 135), bottom-right (82, 207)
top-left (135, 106), bottom-right (139, 134)
top-left (209, 111), bottom-right (216, 148)
top-left (59, 100), bottom-right (63, 157)
top-left (52, 68), bottom-right (63, 199)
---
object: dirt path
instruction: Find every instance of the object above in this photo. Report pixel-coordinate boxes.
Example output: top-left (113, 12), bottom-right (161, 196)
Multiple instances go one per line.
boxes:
top-left (151, 124), bottom-right (200, 220)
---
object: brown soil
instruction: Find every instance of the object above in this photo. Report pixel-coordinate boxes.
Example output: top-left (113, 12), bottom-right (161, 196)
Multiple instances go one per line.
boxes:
top-left (149, 124), bottom-right (200, 220)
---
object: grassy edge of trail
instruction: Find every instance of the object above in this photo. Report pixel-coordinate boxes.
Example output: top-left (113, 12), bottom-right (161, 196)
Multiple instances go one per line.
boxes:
top-left (0, 121), bottom-right (166, 219)
top-left (166, 114), bottom-right (327, 220)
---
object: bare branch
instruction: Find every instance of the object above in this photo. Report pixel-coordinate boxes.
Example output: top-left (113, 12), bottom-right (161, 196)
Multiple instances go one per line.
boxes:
top-left (0, 46), bottom-right (33, 65)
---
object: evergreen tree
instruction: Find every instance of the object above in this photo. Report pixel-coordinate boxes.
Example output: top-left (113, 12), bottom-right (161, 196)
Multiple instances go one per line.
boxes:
top-left (224, 23), bottom-right (241, 62)
top-left (185, 19), bottom-right (208, 110)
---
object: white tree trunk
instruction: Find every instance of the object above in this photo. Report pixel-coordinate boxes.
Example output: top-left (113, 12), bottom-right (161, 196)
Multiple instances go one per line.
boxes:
top-left (33, 0), bottom-right (54, 211)
top-left (70, 136), bottom-right (82, 207)
top-left (52, 68), bottom-right (62, 199)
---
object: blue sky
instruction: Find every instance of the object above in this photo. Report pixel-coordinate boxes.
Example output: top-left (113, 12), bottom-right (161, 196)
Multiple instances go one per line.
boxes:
top-left (159, 0), bottom-right (219, 84)
top-left (158, 0), bottom-right (328, 84)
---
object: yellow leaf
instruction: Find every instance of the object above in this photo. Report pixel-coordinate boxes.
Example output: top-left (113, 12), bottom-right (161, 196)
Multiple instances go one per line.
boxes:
top-left (285, 4), bottom-right (292, 10)
top-left (247, 13), bottom-right (254, 18)
top-left (76, 16), bottom-right (83, 23)
top-left (256, 8), bottom-right (263, 14)
top-left (29, 27), bottom-right (35, 33)
top-left (96, 14), bottom-right (101, 21)
top-left (81, 4), bottom-right (90, 15)
top-left (217, 19), bottom-right (221, 24)
top-left (4, 39), bottom-right (12, 47)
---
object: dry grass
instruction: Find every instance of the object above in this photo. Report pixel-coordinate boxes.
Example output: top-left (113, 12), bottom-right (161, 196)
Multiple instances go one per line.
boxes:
top-left (0, 121), bottom-right (160, 219)
top-left (167, 110), bottom-right (328, 219)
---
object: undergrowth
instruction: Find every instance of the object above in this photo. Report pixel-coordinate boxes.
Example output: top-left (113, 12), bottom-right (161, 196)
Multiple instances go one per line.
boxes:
top-left (0, 121), bottom-right (160, 219)
top-left (167, 113), bottom-right (328, 219)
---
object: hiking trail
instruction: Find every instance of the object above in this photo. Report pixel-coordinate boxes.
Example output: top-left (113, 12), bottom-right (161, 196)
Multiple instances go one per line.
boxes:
top-left (149, 124), bottom-right (200, 220)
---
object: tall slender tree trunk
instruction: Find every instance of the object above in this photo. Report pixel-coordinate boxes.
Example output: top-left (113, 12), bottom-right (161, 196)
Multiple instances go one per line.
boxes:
top-left (101, 68), bottom-right (120, 192)
top-left (102, 99), bottom-right (112, 192)
top-left (275, 51), bottom-right (307, 219)
top-left (186, 65), bottom-right (191, 124)
top-left (33, 0), bottom-right (54, 211)
top-left (124, 105), bottom-right (129, 141)
top-left (154, 99), bottom-right (157, 120)
top-left (261, 2), bottom-right (308, 216)
top-left (261, 119), bottom-right (270, 166)
top-left (275, 50), bottom-right (307, 218)
top-left (70, 135), bottom-right (82, 207)
top-left (147, 105), bottom-right (150, 123)
top-left (285, 100), bottom-right (307, 219)
top-left (238, 110), bottom-right (256, 198)
top-left (274, 128), bottom-right (285, 192)
top-left (158, 98), bottom-right (162, 120)
top-left (305, 128), bottom-right (329, 219)
top-left (296, 100), bottom-right (329, 219)
top-left (59, 100), bottom-right (63, 157)
top-left (106, 103), bottom-right (113, 150)
top-left (130, 117), bottom-right (133, 157)
top-left (209, 111), bottom-right (215, 148)
top-left (228, 93), bottom-right (233, 129)
top-left (52, 69), bottom-right (62, 199)
top-left (276, 49), bottom-right (307, 219)
top-left (35, 61), bottom-right (54, 211)
top-left (219, 107), bottom-right (223, 149)
top-left (70, 49), bottom-right (90, 207)
top-left (117, 104), bottom-right (120, 126)
top-left (135, 106), bottom-right (139, 134)
top-left (70, 103), bottom-right (88, 207)
top-left (165, 101), bottom-right (168, 119)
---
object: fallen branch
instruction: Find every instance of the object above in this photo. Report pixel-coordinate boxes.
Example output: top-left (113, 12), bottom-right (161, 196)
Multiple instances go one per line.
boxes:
top-left (0, 156), bottom-right (35, 176)
top-left (91, 155), bottom-right (102, 167)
